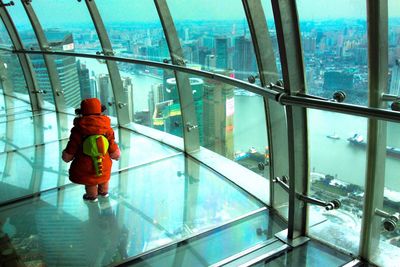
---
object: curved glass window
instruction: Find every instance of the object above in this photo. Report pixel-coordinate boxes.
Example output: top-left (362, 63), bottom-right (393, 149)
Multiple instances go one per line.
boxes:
top-left (308, 110), bottom-right (366, 255)
top-left (297, 0), bottom-right (368, 106)
top-left (30, 0), bottom-right (101, 53)
top-left (96, 0), bottom-right (169, 62)
top-left (6, 0), bottom-right (39, 49)
top-left (166, 0), bottom-right (259, 82)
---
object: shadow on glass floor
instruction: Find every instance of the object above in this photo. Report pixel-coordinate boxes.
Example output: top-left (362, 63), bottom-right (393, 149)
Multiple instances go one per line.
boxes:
top-left (0, 154), bottom-right (280, 266)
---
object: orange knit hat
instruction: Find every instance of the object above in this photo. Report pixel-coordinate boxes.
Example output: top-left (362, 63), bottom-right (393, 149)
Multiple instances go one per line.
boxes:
top-left (80, 98), bottom-right (102, 115)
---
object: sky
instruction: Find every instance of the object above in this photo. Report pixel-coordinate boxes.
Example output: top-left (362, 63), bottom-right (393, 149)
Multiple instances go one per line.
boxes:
top-left (6, 0), bottom-right (400, 27)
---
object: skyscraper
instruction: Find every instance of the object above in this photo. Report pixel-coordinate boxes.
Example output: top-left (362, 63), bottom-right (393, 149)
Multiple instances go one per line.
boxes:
top-left (76, 60), bottom-right (92, 100)
top-left (205, 55), bottom-right (217, 70)
top-left (46, 30), bottom-right (81, 109)
top-left (182, 41), bottom-right (199, 64)
top-left (233, 36), bottom-right (257, 80)
top-left (97, 74), bottom-right (114, 116)
top-left (203, 69), bottom-right (235, 159)
top-left (215, 36), bottom-right (230, 69)
top-left (0, 52), bottom-right (27, 96)
top-left (26, 29), bottom-right (81, 109)
top-left (201, 36), bottom-right (214, 50)
top-left (121, 76), bottom-right (134, 121)
top-left (165, 77), bottom-right (204, 143)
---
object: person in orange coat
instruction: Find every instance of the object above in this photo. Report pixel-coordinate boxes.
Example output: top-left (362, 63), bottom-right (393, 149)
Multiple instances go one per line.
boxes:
top-left (62, 98), bottom-right (121, 202)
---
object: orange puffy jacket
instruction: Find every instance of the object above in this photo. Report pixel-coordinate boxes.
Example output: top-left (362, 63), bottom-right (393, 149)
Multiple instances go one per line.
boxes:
top-left (64, 115), bottom-right (119, 186)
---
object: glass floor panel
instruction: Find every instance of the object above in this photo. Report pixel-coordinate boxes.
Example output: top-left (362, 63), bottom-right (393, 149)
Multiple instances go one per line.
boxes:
top-left (108, 155), bottom-right (265, 238)
top-left (259, 239), bottom-right (353, 267)
top-left (113, 128), bottom-right (181, 172)
top-left (125, 210), bottom-right (286, 267)
top-left (0, 129), bottom-right (180, 205)
top-left (0, 153), bottom-right (269, 266)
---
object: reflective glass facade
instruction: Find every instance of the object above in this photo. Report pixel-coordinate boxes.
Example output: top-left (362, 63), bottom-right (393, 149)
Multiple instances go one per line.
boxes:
top-left (0, 1), bottom-right (399, 266)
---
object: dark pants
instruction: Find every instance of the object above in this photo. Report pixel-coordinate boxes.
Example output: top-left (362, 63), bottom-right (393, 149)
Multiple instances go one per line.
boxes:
top-left (85, 182), bottom-right (109, 198)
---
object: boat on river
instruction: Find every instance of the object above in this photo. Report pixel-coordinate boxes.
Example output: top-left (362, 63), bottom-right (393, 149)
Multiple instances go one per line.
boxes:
top-left (347, 133), bottom-right (400, 158)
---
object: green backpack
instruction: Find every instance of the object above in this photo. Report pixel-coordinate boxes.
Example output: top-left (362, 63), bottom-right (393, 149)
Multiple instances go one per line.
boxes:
top-left (82, 135), bottom-right (109, 176)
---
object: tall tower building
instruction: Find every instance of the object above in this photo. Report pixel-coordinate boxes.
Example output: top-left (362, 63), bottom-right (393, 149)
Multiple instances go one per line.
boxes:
top-left (183, 41), bottom-right (199, 64)
top-left (215, 36), bottom-right (230, 69)
top-left (97, 74), bottom-right (114, 116)
top-left (205, 55), bottom-right (217, 70)
top-left (303, 35), bottom-right (317, 53)
top-left (0, 52), bottom-right (26, 96)
top-left (148, 45), bottom-right (160, 62)
top-left (122, 76), bottom-right (134, 121)
top-left (89, 76), bottom-right (97, 98)
top-left (76, 60), bottom-right (92, 99)
top-left (26, 29), bottom-right (81, 109)
top-left (46, 30), bottom-right (80, 108)
top-left (201, 36), bottom-right (214, 50)
top-left (233, 36), bottom-right (257, 80)
top-left (147, 83), bottom-right (163, 127)
top-left (165, 77), bottom-right (204, 143)
top-left (203, 69), bottom-right (235, 159)
top-left (159, 37), bottom-right (170, 61)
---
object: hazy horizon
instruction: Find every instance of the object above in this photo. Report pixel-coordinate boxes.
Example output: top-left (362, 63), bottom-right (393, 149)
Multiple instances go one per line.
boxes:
top-left (6, 0), bottom-right (400, 29)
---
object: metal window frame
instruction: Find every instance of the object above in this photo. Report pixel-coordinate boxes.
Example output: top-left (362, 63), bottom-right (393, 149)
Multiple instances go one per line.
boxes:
top-left (154, 0), bottom-right (200, 153)
top-left (21, 0), bottom-right (66, 112)
top-left (29, 113), bottom-right (45, 192)
top-left (84, 0), bottom-right (130, 125)
top-left (242, 0), bottom-right (289, 214)
top-left (0, 0), bottom-right (41, 111)
top-left (359, 0), bottom-right (388, 261)
top-left (271, 0), bottom-right (309, 242)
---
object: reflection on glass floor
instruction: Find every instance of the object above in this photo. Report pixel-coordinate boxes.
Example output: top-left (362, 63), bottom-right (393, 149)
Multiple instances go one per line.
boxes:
top-left (259, 240), bottom-right (353, 267)
top-left (126, 210), bottom-right (286, 267)
top-left (0, 151), bottom-right (279, 266)
top-left (0, 118), bottom-right (180, 205)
